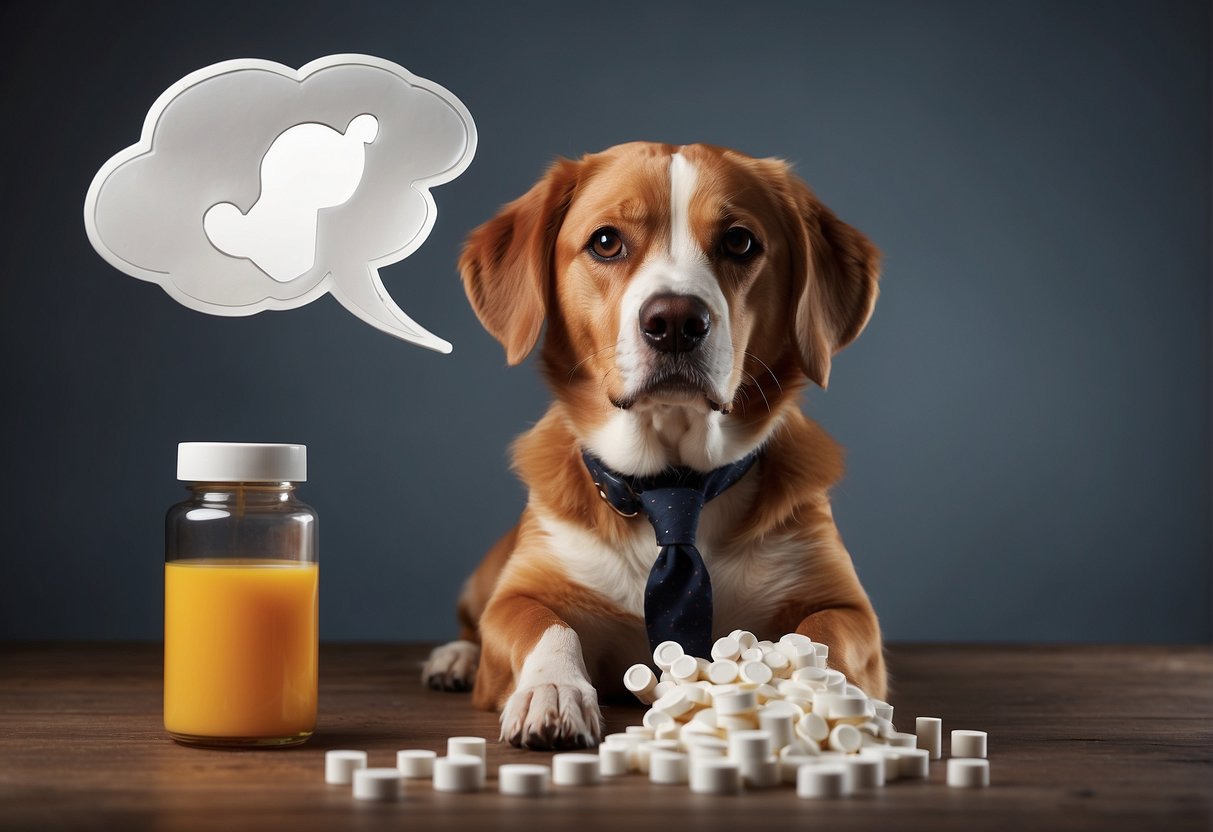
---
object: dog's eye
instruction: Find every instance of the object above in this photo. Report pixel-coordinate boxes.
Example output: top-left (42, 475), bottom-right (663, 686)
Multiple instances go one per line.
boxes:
top-left (721, 227), bottom-right (758, 259)
top-left (588, 227), bottom-right (625, 260)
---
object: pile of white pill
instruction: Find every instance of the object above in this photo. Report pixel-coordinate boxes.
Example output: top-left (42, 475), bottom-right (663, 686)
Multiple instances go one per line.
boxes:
top-left (324, 631), bottom-right (990, 802)
top-left (610, 630), bottom-right (990, 796)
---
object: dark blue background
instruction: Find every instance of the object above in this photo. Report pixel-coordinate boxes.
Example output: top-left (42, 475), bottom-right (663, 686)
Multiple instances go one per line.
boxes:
top-left (1, 0), bottom-right (1208, 642)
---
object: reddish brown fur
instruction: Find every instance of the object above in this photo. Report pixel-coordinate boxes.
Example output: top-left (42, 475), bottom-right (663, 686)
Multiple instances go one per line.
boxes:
top-left (457, 142), bottom-right (886, 722)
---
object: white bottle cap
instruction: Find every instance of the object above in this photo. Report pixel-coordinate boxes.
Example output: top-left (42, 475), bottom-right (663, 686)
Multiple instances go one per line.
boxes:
top-left (177, 442), bottom-right (307, 482)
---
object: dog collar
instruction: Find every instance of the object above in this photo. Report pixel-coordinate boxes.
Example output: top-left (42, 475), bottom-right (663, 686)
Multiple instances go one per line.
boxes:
top-left (582, 449), bottom-right (759, 656)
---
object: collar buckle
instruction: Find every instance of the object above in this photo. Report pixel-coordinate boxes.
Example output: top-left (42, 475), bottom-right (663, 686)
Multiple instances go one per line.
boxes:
top-left (591, 476), bottom-right (640, 519)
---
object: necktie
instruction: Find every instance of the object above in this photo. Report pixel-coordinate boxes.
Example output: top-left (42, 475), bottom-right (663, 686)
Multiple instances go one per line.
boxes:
top-left (582, 450), bottom-right (759, 658)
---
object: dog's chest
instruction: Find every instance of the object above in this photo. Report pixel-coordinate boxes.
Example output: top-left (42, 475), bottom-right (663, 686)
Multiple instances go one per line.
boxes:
top-left (536, 490), bottom-right (812, 635)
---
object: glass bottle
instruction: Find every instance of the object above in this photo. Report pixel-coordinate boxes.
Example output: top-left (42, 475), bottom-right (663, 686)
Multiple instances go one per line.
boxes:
top-left (164, 442), bottom-right (318, 747)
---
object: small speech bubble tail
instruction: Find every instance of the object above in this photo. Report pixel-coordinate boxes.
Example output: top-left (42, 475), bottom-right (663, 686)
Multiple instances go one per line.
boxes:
top-left (330, 264), bottom-right (452, 354)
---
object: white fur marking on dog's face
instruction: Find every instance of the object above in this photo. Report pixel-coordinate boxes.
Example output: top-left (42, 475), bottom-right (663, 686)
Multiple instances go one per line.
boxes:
top-left (590, 151), bottom-right (748, 475)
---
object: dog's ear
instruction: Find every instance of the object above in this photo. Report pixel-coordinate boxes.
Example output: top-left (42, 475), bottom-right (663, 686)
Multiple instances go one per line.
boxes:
top-left (777, 165), bottom-right (881, 389)
top-left (459, 158), bottom-right (582, 365)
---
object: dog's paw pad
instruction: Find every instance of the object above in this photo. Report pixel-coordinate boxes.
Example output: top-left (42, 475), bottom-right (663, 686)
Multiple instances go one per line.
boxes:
top-left (421, 640), bottom-right (480, 692)
top-left (499, 682), bottom-right (603, 750)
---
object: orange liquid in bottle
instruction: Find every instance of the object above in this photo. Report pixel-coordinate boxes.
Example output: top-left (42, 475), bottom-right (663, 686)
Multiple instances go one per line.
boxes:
top-left (164, 559), bottom-right (318, 746)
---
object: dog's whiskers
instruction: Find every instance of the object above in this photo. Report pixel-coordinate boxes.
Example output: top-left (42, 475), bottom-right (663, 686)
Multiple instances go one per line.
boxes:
top-left (744, 351), bottom-right (783, 397)
top-left (567, 342), bottom-right (621, 383)
top-left (742, 370), bottom-right (771, 414)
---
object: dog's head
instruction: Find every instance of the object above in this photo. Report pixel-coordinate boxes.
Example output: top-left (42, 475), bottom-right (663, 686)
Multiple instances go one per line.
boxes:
top-left (460, 142), bottom-right (879, 470)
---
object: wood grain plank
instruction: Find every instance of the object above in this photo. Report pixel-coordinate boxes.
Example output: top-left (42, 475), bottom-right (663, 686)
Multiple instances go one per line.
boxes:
top-left (0, 643), bottom-right (1209, 831)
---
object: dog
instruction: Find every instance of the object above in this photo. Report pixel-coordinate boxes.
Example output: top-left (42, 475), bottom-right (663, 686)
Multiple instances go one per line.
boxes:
top-left (422, 141), bottom-right (886, 749)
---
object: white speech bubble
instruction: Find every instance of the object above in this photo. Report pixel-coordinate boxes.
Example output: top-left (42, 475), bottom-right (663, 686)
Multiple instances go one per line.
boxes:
top-left (83, 54), bottom-right (477, 353)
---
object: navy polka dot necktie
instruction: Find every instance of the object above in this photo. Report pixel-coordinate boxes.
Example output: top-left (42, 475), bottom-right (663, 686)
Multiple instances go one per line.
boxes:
top-left (582, 450), bottom-right (759, 658)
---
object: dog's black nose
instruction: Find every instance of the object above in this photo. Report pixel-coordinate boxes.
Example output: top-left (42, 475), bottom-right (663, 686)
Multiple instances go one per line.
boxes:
top-left (639, 293), bottom-right (711, 354)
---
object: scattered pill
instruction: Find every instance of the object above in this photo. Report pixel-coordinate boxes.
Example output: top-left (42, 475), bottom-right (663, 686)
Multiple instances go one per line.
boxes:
top-left (654, 640), bottom-right (685, 671)
top-left (729, 729), bottom-right (774, 762)
top-left (716, 690), bottom-right (758, 715)
top-left (433, 755), bottom-right (484, 793)
top-left (643, 708), bottom-right (676, 730)
top-left (739, 660), bottom-right (774, 685)
top-left (655, 721), bottom-right (681, 741)
top-left (552, 752), bottom-right (602, 786)
top-left (740, 755), bottom-right (779, 788)
top-left (690, 757), bottom-right (742, 794)
top-left (446, 736), bottom-right (486, 761)
top-left (886, 731), bottom-right (918, 748)
top-left (828, 724), bottom-right (861, 753)
top-left (898, 748), bottom-right (930, 779)
top-left (711, 637), bottom-right (742, 661)
top-left (352, 767), bottom-right (402, 801)
top-left (951, 730), bottom-right (988, 759)
top-left (844, 755), bottom-right (884, 790)
top-left (604, 732), bottom-right (643, 748)
top-left (650, 750), bottom-right (690, 784)
top-left (758, 710), bottom-right (794, 749)
top-left (732, 630), bottom-right (758, 651)
top-left (797, 764), bottom-right (849, 798)
top-left (871, 699), bottom-right (894, 722)
top-left (762, 650), bottom-right (790, 674)
top-left (947, 758), bottom-right (990, 788)
top-left (794, 712), bottom-right (830, 745)
top-left (325, 749), bottom-right (368, 785)
top-left (826, 693), bottom-right (869, 719)
top-left (653, 687), bottom-right (697, 718)
top-left (686, 736), bottom-right (728, 758)
top-left (499, 763), bottom-right (552, 796)
top-left (670, 654), bottom-right (701, 682)
top-left (708, 660), bottom-right (740, 685)
top-left (916, 717), bottom-right (943, 760)
top-left (599, 745), bottom-right (631, 777)
top-left (860, 747), bottom-right (900, 782)
top-left (717, 714), bottom-right (759, 732)
top-left (778, 754), bottom-right (819, 784)
top-left (624, 664), bottom-right (659, 703)
top-left (396, 749), bottom-right (436, 779)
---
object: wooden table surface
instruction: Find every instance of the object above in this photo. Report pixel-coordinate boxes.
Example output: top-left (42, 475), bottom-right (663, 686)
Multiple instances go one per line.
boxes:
top-left (1, 643), bottom-right (1209, 831)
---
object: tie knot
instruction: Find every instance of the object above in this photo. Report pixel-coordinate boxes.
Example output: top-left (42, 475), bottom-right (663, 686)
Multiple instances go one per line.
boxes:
top-left (639, 487), bottom-right (706, 546)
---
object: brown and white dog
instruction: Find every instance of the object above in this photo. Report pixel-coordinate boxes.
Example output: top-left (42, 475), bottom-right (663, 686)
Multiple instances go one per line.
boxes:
top-left (422, 142), bottom-right (885, 749)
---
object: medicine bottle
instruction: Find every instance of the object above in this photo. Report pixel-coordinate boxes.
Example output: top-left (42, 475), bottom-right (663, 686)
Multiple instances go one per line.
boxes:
top-left (164, 442), bottom-right (318, 747)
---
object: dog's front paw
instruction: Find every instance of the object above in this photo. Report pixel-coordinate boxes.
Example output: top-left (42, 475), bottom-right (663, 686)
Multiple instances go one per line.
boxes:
top-left (500, 682), bottom-right (602, 750)
top-left (422, 640), bottom-right (480, 692)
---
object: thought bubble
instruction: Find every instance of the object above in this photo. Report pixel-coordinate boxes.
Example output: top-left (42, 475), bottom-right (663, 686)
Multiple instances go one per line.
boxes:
top-left (84, 54), bottom-right (477, 353)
